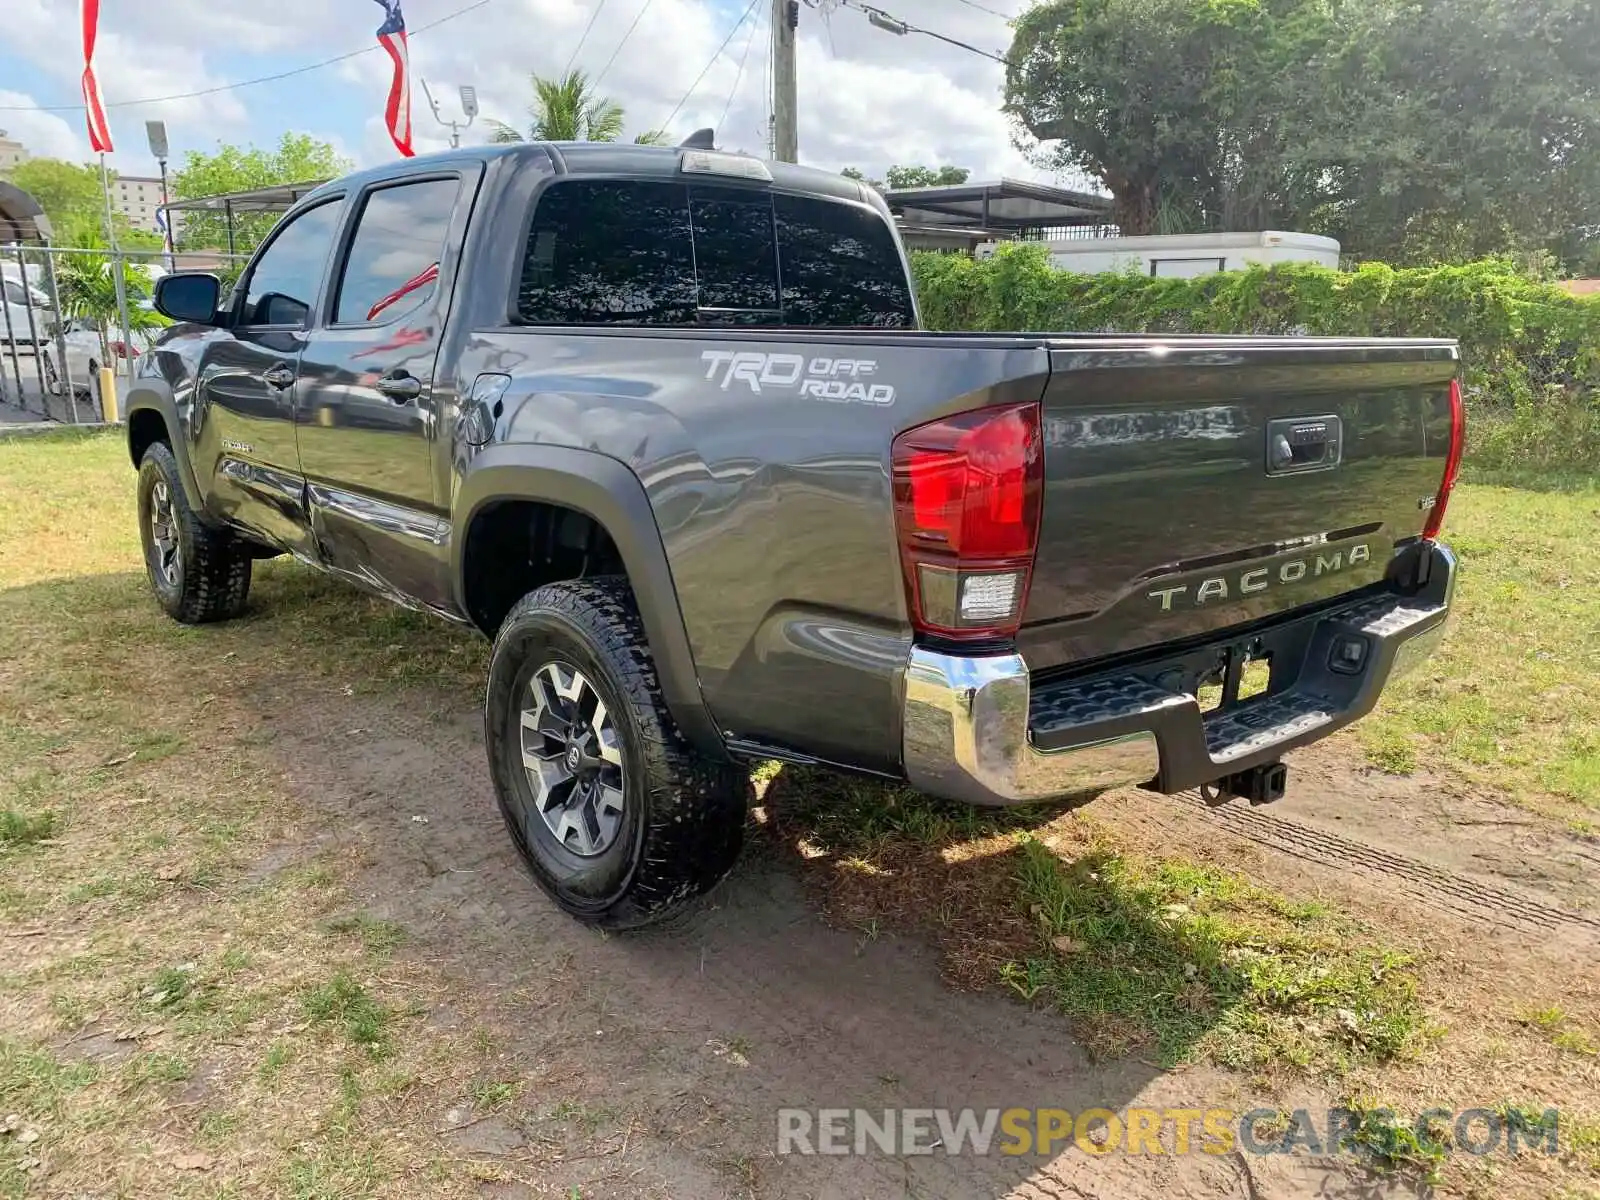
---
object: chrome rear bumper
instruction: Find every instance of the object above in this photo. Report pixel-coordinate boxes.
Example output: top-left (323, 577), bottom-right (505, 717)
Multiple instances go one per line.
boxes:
top-left (902, 542), bottom-right (1456, 807)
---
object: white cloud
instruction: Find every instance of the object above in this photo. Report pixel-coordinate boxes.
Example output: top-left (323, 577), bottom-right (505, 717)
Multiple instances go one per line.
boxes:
top-left (0, 93), bottom-right (85, 162)
top-left (3, 0), bottom-right (1065, 183)
top-left (3, 0), bottom-right (252, 171)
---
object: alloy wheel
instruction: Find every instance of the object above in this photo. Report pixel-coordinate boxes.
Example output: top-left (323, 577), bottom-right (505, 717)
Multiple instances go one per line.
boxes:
top-left (519, 661), bottom-right (626, 856)
top-left (148, 480), bottom-right (181, 586)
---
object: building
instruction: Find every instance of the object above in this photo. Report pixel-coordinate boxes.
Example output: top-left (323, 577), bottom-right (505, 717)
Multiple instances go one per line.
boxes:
top-left (0, 130), bottom-right (30, 173)
top-left (113, 174), bottom-right (169, 239)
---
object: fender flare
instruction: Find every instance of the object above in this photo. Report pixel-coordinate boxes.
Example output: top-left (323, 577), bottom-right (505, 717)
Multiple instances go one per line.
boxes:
top-left (124, 383), bottom-right (207, 514)
top-left (453, 444), bottom-right (726, 760)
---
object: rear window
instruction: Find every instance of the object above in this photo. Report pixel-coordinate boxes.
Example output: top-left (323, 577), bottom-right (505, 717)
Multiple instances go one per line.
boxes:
top-left (516, 178), bottom-right (913, 328)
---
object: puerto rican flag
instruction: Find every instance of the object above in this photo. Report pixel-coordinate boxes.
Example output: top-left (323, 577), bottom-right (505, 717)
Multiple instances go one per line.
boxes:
top-left (80, 0), bottom-right (113, 153)
top-left (374, 0), bottom-right (414, 157)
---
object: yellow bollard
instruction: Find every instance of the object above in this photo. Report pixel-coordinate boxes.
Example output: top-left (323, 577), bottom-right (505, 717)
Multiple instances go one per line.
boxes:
top-left (98, 366), bottom-right (118, 423)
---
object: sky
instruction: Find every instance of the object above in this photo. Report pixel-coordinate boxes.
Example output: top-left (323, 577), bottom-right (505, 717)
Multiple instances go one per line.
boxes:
top-left (0, 0), bottom-right (1063, 189)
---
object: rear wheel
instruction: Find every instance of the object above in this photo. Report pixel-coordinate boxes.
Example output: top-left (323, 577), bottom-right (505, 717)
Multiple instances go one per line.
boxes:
top-left (136, 441), bottom-right (252, 624)
top-left (485, 577), bottom-right (747, 929)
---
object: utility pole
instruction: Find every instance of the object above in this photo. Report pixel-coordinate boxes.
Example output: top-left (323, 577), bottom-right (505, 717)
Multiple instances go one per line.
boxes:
top-left (771, 0), bottom-right (798, 162)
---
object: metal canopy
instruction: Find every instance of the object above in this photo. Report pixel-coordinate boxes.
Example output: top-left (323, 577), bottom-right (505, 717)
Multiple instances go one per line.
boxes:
top-left (883, 177), bottom-right (1112, 231)
top-left (159, 179), bottom-right (330, 214)
top-left (159, 179), bottom-right (330, 255)
top-left (0, 182), bottom-right (53, 244)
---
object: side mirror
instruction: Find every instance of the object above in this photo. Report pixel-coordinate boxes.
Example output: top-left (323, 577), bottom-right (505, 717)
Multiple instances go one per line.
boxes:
top-left (153, 272), bottom-right (223, 325)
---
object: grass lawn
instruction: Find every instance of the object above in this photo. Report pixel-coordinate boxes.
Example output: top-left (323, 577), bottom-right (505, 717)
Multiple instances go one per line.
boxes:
top-left (1, 431), bottom-right (1597, 1198)
top-left (1344, 481), bottom-right (1600, 822)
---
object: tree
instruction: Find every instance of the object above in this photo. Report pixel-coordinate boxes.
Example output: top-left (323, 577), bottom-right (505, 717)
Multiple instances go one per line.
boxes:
top-left (172, 133), bottom-right (350, 254)
top-left (1304, 0), bottom-right (1600, 264)
top-left (6, 159), bottom-right (103, 231)
top-left (842, 164), bottom-right (971, 192)
top-left (4, 158), bottom-right (157, 248)
top-left (486, 70), bottom-right (635, 143)
top-left (52, 224), bottom-right (166, 369)
top-left (1005, 0), bottom-right (1335, 237)
top-left (1005, 0), bottom-right (1600, 264)
top-left (884, 165), bottom-right (970, 190)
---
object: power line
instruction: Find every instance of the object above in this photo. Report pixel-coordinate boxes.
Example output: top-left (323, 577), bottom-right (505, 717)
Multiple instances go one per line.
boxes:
top-left (563, 0), bottom-right (610, 75)
top-left (944, 0), bottom-right (1013, 19)
top-left (592, 0), bottom-right (657, 90)
top-left (718, 3), bottom-right (763, 130)
top-left (0, 0), bottom-right (493, 113)
top-left (837, 0), bottom-right (1012, 65)
top-left (659, 0), bottom-right (762, 137)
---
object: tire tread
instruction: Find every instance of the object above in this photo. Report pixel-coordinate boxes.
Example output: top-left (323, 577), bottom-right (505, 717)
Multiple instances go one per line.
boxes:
top-left (139, 441), bottom-right (252, 624)
top-left (489, 577), bottom-right (746, 929)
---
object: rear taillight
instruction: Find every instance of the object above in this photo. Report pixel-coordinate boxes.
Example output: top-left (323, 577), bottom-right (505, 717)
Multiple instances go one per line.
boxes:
top-left (1422, 377), bottom-right (1464, 540)
top-left (891, 401), bottom-right (1043, 640)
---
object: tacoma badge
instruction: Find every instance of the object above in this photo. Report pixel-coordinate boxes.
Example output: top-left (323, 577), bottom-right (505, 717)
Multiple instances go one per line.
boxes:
top-left (1148, 543), bottom-right (1374, 611)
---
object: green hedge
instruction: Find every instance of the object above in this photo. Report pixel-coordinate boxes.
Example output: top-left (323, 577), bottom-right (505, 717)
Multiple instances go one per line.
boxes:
top-left (910, 245), bottom-right (1600, 476)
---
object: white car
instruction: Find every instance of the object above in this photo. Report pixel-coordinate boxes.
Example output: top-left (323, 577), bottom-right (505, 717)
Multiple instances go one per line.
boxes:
top-left (24, 318), bottom-right (161, 402)
top-left (0, 276), bottom-right (54, 351)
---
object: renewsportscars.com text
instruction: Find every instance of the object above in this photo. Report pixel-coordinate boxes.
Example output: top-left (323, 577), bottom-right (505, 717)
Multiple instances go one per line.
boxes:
top-left (776, 1106), bottom-right (1560, 1160)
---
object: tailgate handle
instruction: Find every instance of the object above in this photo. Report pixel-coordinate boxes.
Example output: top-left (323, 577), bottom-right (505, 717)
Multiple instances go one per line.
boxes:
top-left (1266, 415), bottom-right (1341, 475)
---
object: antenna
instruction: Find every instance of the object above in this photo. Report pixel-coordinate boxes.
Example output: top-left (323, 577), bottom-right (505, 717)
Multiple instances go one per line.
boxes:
top-left (680, 128), bottom-right (717, 149)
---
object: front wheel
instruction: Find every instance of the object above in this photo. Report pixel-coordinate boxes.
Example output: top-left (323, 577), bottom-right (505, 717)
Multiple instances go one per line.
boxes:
top-left (485, 577), bottom-right (747, 929)
top-left (137, 441), bottom-right (252, 624)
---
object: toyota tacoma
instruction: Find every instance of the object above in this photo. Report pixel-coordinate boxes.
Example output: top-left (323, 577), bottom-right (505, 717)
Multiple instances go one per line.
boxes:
top-left (126, 139), bottom-right (1462, 928)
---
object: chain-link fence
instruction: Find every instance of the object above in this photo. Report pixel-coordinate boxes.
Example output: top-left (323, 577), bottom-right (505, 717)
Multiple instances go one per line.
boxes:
top-left (1, 244), bottom-right (249, 425)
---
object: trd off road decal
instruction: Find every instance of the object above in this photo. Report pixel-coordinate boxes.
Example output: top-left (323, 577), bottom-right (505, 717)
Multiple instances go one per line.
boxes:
top-left (700, 350), bottom-right (895, 406)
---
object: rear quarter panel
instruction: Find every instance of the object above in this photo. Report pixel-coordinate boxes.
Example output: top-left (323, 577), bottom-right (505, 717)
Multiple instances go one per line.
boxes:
top-left (455, 329), bottom-right (1049, 773)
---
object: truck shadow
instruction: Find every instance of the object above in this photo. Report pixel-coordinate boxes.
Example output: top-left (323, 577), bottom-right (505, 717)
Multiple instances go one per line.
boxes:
top-left (756, 764), bottom-right (1257, 1069)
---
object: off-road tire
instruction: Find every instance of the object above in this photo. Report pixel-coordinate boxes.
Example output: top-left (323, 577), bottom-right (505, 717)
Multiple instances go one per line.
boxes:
top-left (137, 441), bottom-right (252, 624)
top-left (485, 577), bottom-right (747, 929)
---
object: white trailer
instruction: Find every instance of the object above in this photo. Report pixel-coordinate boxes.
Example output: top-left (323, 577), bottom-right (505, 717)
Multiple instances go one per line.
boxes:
top-left (978, 231), bottom-right (1341, 277)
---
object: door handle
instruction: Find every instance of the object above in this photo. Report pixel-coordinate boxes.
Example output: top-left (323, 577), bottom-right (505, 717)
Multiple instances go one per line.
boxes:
top-left (262, 363), bottom-right (295, 390)
top-left (375, 371), bottom-right (422, 403)
top-left (1266, 415), bottom-right (1341, 475)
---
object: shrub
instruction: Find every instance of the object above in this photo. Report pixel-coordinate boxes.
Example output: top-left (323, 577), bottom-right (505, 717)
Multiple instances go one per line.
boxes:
top-left (910, 246), bottom-right (1600, 477)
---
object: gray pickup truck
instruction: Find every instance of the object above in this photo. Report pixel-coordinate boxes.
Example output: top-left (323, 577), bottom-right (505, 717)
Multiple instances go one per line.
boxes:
top-left (130, 139), bottom-right (1461, 928)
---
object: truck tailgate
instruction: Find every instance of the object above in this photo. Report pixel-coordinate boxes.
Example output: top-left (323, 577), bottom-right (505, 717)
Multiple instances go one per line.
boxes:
top-left (1018, 337), bottom-right (1460, 672)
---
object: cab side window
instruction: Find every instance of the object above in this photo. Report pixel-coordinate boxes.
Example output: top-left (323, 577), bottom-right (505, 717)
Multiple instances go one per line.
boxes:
top-left (516, 180), bottom-right (697, 325)
top-left (333, 178), bottom-right (461, 326)
top-left (239, 201), bottom-right (342, 328)
top-left (514, 178), bottom-right (912, 328)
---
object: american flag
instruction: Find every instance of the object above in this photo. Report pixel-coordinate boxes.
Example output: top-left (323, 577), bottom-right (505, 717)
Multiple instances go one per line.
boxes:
top-left (374, 0), bottom-right (414, 157)
top-left (80, 0), bottom-right (113, 153)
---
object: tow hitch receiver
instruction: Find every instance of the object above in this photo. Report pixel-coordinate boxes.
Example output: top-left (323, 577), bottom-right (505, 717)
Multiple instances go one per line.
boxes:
top-left (1205, 761), bottom-right (1288, 806)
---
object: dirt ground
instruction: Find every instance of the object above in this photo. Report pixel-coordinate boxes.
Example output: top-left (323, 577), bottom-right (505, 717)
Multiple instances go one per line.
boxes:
top-left (83, 664), bottom-right (1592, 1200)
top-left (3, 436), bottom-right (1598, 1200)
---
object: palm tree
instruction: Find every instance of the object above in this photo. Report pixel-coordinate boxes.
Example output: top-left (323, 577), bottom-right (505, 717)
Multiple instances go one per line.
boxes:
top-left (486, 69), bottom-right (628, 143)
top-left (52, 222), bottom-right (166, 379)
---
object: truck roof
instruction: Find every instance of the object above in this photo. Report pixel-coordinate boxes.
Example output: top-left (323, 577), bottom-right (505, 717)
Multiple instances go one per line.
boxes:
top-left (304, 142), bottom-right (878, 211)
